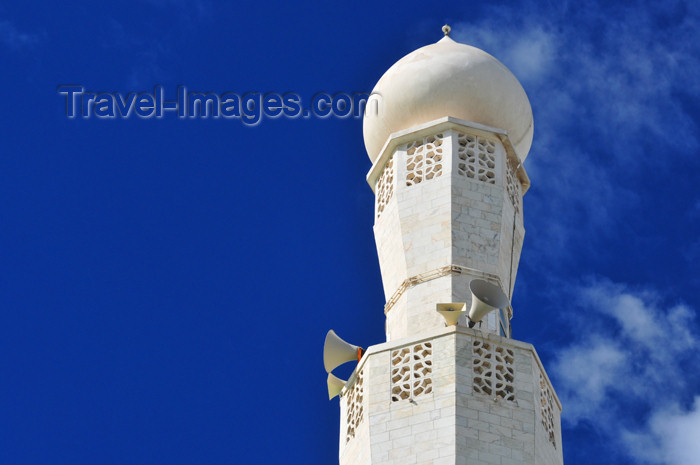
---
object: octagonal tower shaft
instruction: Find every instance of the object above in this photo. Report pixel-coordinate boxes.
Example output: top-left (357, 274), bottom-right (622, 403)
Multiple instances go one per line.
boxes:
top-left (368, 117), bottom-right (528, 341)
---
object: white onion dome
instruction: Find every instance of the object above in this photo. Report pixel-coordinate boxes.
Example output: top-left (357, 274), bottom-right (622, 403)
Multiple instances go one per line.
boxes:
top-left (363, 33), bottom-right (533, 163)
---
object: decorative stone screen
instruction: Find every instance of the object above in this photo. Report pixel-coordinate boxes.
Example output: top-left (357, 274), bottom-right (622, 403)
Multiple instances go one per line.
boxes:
top-left (457, 133), bottom-right (497, 184)
top-left (405, 134), bottom-right (444, 186)
top-left (472, 340), bottom-right (515, 401)
top-left (390, 342), bottom-right (433, 402)
top-left (375, 155), bottom-right (394, 218)
top-left (539, 372), bottom-right (556, 448)
top-left (345, 369), bottom-right (364, 443)
top-left (505, 161), bottom-right (521, 214)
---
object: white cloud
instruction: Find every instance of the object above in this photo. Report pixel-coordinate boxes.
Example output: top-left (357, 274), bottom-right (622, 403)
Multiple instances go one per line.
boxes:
top-left (452, 2), bottom-right (700, 263)
top-left (554, 337), bottom-right (627, 421)
top-left (455, 24), bottom-right (556, 84)
top-left (623, 397), bottom-right (700, 465)
top-left (577, 283), bottom-right (696, 359)
top-left (504, 28), bottom-right (555, 83)
top-left (550, 279), bottom-right (700, 462)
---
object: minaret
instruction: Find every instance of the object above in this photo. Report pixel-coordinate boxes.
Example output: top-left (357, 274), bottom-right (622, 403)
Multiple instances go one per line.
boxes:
top-left (329, 27), bottom-right (563, 465)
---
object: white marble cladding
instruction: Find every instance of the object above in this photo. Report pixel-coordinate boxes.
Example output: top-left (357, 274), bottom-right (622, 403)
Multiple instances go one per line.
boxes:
top-left (337, 326), bottom-right (562, 465)
top-left (371, 121), bottom-right (525, 342)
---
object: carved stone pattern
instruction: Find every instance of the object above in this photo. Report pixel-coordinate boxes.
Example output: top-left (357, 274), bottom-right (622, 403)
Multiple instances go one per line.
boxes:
top-left (390, 342), bottom-right (433, 402)
top-left (505, 161), bottom-right (521, 213)
top-left (376, 155), bottom-right (394, 218)
top-left (345, 369), bottom-right (364, 443)
top-left (539, 372), bottom-right (556, 448)
top-left (472, 340), bottom-right (515, 401)
top-left (405, 134), bottom-right (444, 186)
top-left (457, 133), bottom-right (496, 184)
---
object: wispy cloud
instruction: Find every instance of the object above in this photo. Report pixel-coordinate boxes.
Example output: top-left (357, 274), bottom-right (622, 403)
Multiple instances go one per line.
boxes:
top-left (453, 1), bottom-right (700, 263)
top-left (623, 397), bottom-right (700, 465)
top-left (141, 0), bottom-right (213, 23)
top-left (550, 278), bottom-right (699, 464)
top-left (101, 19), bottom-right (171, 88)
top-left (0, 18), bottom-right (43, 51)
top-left (101, 0), bottom-right (214, 88)
top-left (457, 2), bottom-right (700, 149)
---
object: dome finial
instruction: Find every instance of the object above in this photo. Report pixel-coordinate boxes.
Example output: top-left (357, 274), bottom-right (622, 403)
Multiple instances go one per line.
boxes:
top-left (442, 24), bottom-right (451, 36)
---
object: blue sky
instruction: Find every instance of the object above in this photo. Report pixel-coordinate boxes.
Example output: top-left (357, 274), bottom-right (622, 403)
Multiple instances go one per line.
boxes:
top-left (1, 1), bottom-right (699, 464)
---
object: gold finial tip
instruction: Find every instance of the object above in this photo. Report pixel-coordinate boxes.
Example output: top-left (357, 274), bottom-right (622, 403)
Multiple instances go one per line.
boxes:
top-left (442, 25), bottom-right (451, 36)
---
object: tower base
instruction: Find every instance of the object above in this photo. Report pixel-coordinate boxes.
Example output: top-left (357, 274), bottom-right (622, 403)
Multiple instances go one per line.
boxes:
top-left (338, 326), bottom-right (563, 465)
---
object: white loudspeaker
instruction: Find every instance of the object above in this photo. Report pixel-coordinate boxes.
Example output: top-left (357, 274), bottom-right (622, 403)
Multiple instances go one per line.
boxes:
top-left (327, 373), bottom-right (347, 400)
top-left (436, 302), bottom-right (467, 326)
top-left (468, 279), bottom-right (509, 328)
top-left (323, 330), bottom-right (363, 373)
